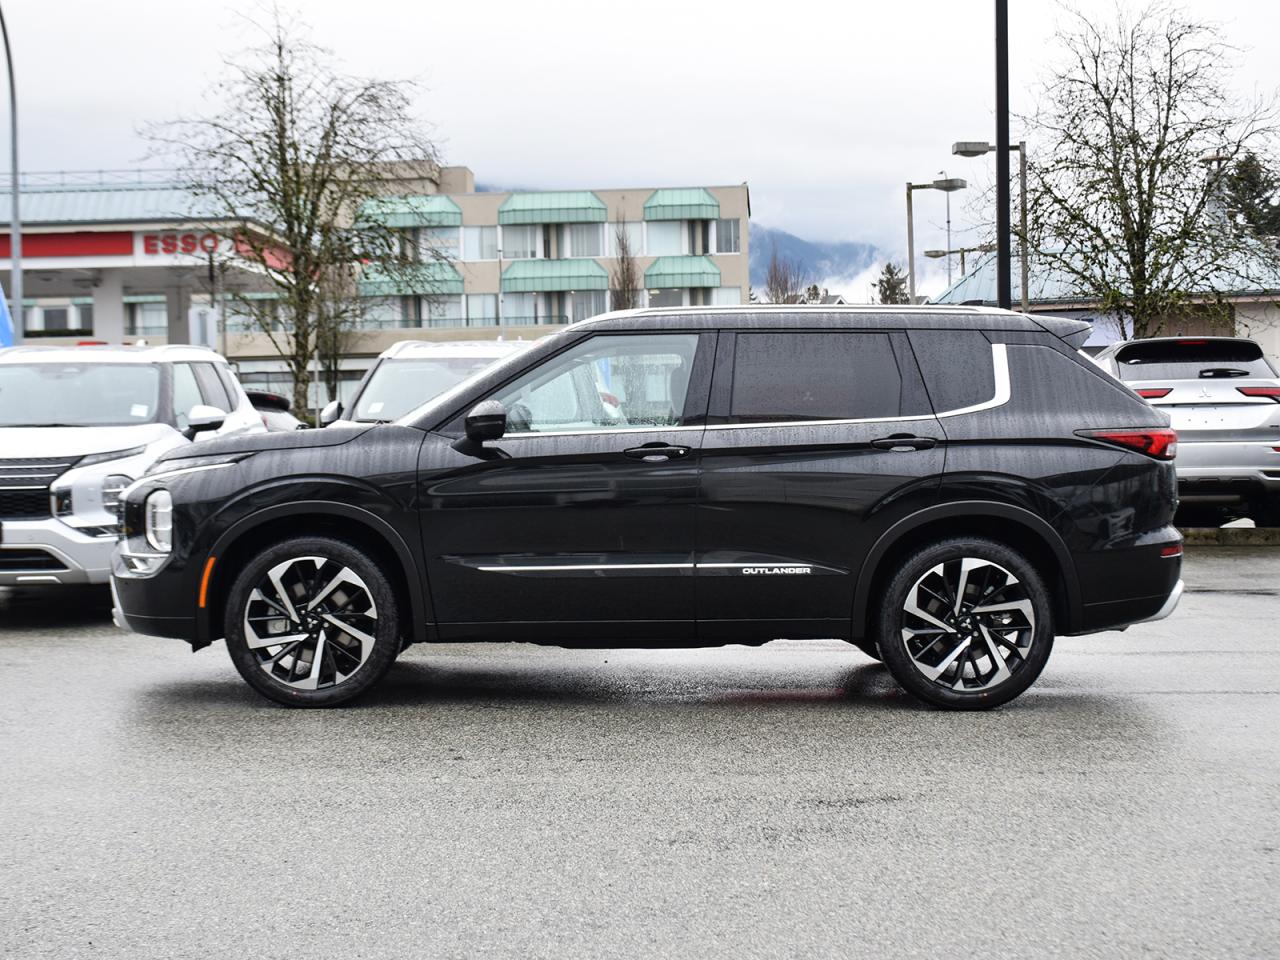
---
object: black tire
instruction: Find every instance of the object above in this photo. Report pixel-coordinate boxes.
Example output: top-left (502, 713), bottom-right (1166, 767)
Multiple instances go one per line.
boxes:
top-left (851, 638), bottom-right (882, 661)
top-left (224, 536), bottom-right (402, 707)
top-left (876, 537), bottom-right (1054, 710)
top-left (1250, 495), bottom-right (1280, 529)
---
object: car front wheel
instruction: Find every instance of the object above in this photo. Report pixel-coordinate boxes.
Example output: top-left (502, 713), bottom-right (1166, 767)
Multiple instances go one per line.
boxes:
top-left (224, 536), bottom-right (402, 707)
top-left (876, 537), bottom-right (1054, 710)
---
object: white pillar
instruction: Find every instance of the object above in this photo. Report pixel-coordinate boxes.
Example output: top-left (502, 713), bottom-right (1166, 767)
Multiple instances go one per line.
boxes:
top-left (165, 286), bottom-right (191, 344)
top-left (91, 270), bottom-right (126, 343)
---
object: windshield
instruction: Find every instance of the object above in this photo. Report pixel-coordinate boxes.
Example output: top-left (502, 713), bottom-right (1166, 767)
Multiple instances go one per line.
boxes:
top-left (353, 356), bottom-right (505, 422)
top-left (0, 363), bottom-right (161, 427)
top-left (1114, 340), bottom-right (1277, 381)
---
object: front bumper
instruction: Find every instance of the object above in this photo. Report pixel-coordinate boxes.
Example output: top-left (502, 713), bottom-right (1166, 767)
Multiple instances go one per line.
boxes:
top-left (0, 518), bottom-right (115, 586)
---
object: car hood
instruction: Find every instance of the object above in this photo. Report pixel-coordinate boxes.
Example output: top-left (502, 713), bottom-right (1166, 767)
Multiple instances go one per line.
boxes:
top-left (156, 423), bottom-right (375, 461)
top-left (0, 423), bottom-right (179, 459)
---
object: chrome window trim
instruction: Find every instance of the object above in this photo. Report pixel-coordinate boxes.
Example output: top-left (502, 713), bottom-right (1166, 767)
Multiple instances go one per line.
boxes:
top-left (486, 344), bottom-right (1010, 440)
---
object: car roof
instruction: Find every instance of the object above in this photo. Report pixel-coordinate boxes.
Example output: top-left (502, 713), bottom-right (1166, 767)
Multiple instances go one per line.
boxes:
top-left (0, 343), bottom-right (230, 364)
top-left (379, 339), bottom-right (536, 360)
top-left (567, 304), bottom-right (1058, 333)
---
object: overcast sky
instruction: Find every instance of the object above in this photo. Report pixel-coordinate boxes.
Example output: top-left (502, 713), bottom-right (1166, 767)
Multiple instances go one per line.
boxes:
top-left (6, 0), bottom-right (1280, 261)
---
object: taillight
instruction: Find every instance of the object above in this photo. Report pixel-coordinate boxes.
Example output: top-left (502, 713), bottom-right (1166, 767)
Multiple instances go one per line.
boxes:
top-left (1077, 428), bottom-right (1178, 460)
top-left (1237, 387), bottom-right (1280, 401)
top-left (1160, 544), bottom-right (1183, 559)
top-left (1136, 388), bottom-right (1172, 399)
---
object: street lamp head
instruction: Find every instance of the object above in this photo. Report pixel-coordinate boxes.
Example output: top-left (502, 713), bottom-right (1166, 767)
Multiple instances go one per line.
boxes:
top-left (952, 141), bottom-right (992, 158)
top-left (923, 250), bottom-right (947, 259)
top-left (932, 177), bottom-right (967, 192)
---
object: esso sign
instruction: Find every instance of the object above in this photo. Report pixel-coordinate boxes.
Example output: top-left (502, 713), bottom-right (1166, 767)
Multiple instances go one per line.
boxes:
top-left (139, 232), bottom-right (222, 256)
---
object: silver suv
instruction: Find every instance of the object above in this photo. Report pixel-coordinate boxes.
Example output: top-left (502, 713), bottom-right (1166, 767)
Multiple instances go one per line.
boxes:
top-left (0, 344), bottom-right (264, 586)
top-left (1093, 336), bottom-right (1280, 526)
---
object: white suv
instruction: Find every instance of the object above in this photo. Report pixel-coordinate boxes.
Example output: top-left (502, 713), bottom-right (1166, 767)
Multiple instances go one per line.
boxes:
top-left (0, 344), bottom-right (264, 587)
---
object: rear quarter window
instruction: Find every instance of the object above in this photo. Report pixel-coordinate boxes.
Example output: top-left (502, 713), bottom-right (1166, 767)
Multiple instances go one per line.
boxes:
top-left (907, 330), bottom-right (996, 412)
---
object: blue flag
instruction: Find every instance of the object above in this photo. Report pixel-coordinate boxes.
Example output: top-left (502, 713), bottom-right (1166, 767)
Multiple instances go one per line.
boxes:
top-left (0, 284), bottom-right (12, 347)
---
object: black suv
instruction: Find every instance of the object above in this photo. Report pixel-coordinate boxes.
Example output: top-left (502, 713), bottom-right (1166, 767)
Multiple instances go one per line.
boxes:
top-left (112, 307), bottom-right (1183, 709)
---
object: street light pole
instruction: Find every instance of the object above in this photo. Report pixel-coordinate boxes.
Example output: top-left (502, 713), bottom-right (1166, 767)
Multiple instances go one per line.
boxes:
top-left (1, 5), bottom-right (20, 344)
top-left (906, 177), bottom-right (967, 304)
top-left (1018, 139), bottom-right (1029, 311)
top-left (995, 0), bottom-right (1012, 310)
top-left (905, 182), bottom-right (916, 303)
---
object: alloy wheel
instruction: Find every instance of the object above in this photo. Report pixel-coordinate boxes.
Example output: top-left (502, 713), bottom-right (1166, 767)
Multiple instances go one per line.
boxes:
top-left (242, 556), bottom-right (379, 691)
top-left (900, 557), bottom-right (1036, 692)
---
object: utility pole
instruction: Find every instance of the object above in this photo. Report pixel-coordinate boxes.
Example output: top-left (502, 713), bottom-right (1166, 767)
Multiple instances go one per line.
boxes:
top-left (995, 0), bottom-right (1012, 310)
top-left (1, 5), bottom-right (21, 343)
top-left (905, 183), bottom-right (916, 303)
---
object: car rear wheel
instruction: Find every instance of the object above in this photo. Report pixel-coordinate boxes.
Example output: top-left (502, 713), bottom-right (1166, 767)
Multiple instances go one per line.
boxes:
top-left (224, 536), bottom-right (402, 707)
top-left (876, 538), bottom-right (1054, 710)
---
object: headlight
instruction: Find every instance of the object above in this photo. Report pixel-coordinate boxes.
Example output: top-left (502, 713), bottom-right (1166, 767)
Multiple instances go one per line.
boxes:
top-left (144, 490), bottom-right (174, 553)
top-left (102, 474), bottom-right (132, 521)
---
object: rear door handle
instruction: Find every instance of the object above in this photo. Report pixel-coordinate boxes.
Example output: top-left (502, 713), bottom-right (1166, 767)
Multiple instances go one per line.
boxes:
top-left (870, 435), bottom-right (938, 451)
top-left (624, 444), bottom-right (691, 462)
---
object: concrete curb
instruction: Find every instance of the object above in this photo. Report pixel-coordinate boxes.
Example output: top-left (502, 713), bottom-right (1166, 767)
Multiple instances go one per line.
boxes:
top-left (1180, 527), bottom-right (1280, 546)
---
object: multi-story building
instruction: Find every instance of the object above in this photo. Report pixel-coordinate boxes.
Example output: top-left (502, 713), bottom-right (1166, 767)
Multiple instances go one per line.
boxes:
top-left (0, 166), bottom-right (750, 405)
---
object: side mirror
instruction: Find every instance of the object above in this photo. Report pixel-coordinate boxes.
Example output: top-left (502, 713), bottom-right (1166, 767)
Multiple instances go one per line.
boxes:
top-left (465, 400), bottom-right (507, 443)
top-left (186, 404), bottom-right (227, 438)
top-left (319, 400), bottom-right (343, 427)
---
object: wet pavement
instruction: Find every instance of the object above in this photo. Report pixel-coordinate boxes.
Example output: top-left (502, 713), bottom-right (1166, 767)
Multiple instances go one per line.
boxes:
top-left (2, 547), bottom-right (1278, 959)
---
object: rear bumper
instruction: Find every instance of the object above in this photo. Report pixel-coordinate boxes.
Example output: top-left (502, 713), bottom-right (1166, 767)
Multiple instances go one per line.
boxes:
top-left (1136, 578), bottom-right (1183, 624)
top-left (0, 519), bottom-right (114, 586)
top-left (1067, 526), bottom-right (1183, 634)
top-left (1176, 441), bottom-right (1280, 501)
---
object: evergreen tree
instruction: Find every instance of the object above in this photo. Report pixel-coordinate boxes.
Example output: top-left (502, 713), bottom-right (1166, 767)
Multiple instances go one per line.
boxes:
top-left (875, 262), bottom-right (910, 304)
top-left (1225, 152), bottom-right (1280, 239)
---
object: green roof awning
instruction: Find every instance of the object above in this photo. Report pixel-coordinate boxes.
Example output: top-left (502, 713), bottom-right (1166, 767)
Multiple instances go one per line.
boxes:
top-left (358, 260), bottom-right (464, 297)
top-left (645, 256), bottom-right (721, 289)
top-left (359, 195), bottom-right (463, 228)
top-left (498, 191), bottom-right (607, 225)
top-left (501, 258), bottom-right (609, 293)
top-left (643, 188), bottom-right (720, 221)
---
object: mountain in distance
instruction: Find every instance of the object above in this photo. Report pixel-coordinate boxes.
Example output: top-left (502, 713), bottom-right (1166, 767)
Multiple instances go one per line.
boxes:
top-left (748, 223), bottom-right (886, 300)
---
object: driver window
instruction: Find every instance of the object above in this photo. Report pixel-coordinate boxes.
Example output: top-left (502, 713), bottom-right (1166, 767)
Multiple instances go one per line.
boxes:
top-left (494, 333), bottom-right (699, 434)
top-left (172, 363), bottom-right (203, 432)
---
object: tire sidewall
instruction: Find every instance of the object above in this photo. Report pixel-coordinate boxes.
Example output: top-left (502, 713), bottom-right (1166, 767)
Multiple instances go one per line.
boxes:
top-left (224, 536), bottom-right (401, 707)
top-left (877, 537), bottom-right (1054, 710)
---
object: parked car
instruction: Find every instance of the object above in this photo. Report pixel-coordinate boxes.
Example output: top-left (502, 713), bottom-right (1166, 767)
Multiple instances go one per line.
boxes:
top-left (319, 339), bottom-right (532, 427)
top-left (1092, 336), bottom-right (1280, 526)
top-left (246, 391), bottom-right (308, 432)
top-left (112, 306), bottom-right (1183, 710)
top-left (0, 344), bottom-right (264, 588)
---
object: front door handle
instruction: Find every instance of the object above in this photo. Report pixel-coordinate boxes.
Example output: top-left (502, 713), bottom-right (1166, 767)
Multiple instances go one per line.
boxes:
top-left (870, 435), bottom-right (938, 452)
top-left (624, 444), bottom-right (691, 462)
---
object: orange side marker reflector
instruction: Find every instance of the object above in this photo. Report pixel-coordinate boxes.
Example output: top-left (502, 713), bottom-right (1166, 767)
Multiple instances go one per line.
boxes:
top-left (198, 557), bottom-right (217, 608)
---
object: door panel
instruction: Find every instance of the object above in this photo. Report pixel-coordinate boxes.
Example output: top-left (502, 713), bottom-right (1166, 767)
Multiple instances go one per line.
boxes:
top-left (694, 330), bottom-right (944, 635)
top-left (417, 330), bottom-right (713, 640)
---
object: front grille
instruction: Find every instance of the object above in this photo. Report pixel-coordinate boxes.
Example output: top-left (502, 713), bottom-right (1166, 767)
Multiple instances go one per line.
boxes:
top-left (0, 548), bottom-right (67, 572)
top-left (0, 457), bottom-right (81, 520)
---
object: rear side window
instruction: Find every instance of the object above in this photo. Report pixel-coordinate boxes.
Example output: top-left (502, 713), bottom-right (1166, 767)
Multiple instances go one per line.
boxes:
top-left (907, 330), bottom-right (995, 413)
top-left (727, 332), bottom-right (906, 423)
top-left (1114, 339), bottom-right (1277, 380)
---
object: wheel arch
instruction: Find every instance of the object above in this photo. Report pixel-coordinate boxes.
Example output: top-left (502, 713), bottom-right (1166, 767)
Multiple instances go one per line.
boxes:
top-left (196, 501), bottom-right (430, 650)
top-left (852, 501), bottom-right (1081, 640)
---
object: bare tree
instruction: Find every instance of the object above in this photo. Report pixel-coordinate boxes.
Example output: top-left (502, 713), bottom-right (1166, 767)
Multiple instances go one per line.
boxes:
top-left (145, 9), bottom-right (438, 411)
top-left (765, 243), bottom-right (806, 304)
top-left (1026, 2), bottom-right (1279, 339)
top-left (610, 220), bottom-right (641, 311)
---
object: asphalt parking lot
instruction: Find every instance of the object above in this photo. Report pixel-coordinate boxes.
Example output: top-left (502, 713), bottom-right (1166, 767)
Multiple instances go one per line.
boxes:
top-left (2, 547), bottom-right (1278, 960)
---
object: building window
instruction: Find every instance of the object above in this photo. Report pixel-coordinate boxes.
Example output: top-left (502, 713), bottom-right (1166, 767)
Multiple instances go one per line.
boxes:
top-left (568, 223), bottom-right (604, 258)
top-left (502, 224), bottom-right (540, 260)
top-left (423, 295), bottom-right (464, 328)
top-left (467, 294), bottom-right (498, 326)
top-left (418, 226), bottom-right (460, 260)
top-left (711, 286), bottom-right (742, 306)
top-left (360, 297), bottom-right (407, 329)
top-left (715, 219), bottom-right (741, 254)
top-left (570, 290), bottom-right (607, 323)
top-left (647, 221), bottom-right (684, 256)
top-left (608, 221), bottom-right (644, 257)
top-left (463, 225), bottom-right (498, 261)
top-left (126, 301), bottom-right (169, 337)
top-left (648, 288), bottom-right (684, 309)
top-left (502, 292), bottom-right (535, 325)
